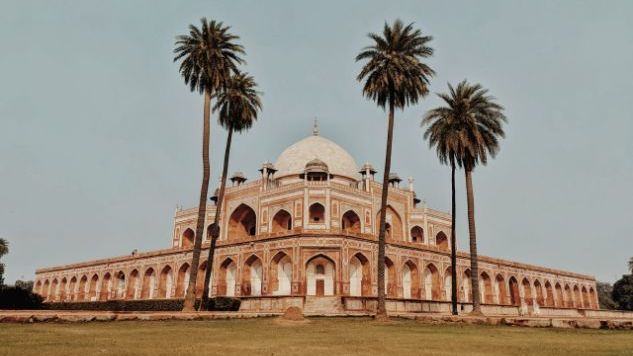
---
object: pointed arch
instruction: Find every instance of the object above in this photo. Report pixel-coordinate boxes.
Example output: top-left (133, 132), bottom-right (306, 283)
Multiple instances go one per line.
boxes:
top-left (242, 255), bottom-right (263, 296)
top-left (306, 254), bottom-right (336, 296)
top-left (564, 284), bottom-right (573, 308)
top-left (88, 274), bottom-right (99, 301)
top-left (141, 268), bottom-right (156, 299)
top-left (68, 277), bottom-right (77, 301)
top-left (589, 287), bottom-right (597, 309)
top-left (495, 274), bottom-right (507, 305)
top-left (115, 271), bottom-right (126, 299)
top-left (270, 252), bottom-right (292, 296)
top-left (554, 282), bottom-right (564, 307)
top-left (126, 270), bottom-right (140, 300)
top-left (435, 231), bottom-right (449, 251)
top-left (423, 263), bottom-right (440, 300)
top-left (41, 280), bottom-right (50, 300)
top-left (480, 272), bottom-right (493, 304)
top-left (271, 209), bottom-right (292, 233)
top-left (376, 206), bottom-right (402, 241)
top-left (50, 279), bottom-right (59, 302)
top-left (521, 278), bottom-right (532, 305)
top-left (508, 276), bottom-right (520, 305)
top-left (573, 285), bottom-right (582, 308)
top-left (462, 269), bottom-right (472, 302)
top-left (349, 252), bottom-right (371, 297)
top-left (159, 265), bottom-right (174, 299)
top-left (59, 278), bottom-right (68, 301)
top-left (309, 203), bottom-right (325, 223)
top-left (78, 275), bottom-right (88, 301)
top-left (544, 281), bottom-right (554, 307)
top-left (217, 258), bottom-right (236, 297)
top-left (443, 266), bottom-right (452, 301)
top-left (181, 228), bottom-right (195, 249)
top-left (410, 226), bottom-right (424, 243)
top-left (341, 210), bottom-right (361, 233)
top-left (383, 257), bottom-right (397, 298)
top-left (402, 261), bottom-right (419, 299)
top-left (99, 272), bottom-right (112, 301)
top-left (176, 263), bottom-right (190, 298)
top-left (228, 203), bottom-right (257, 239)
top-left (195, 260), bottom-right (209, 298)
top-left (534, 279), bottom-right (544, 306)
top-left (581, 286), bottom-right (589, 309)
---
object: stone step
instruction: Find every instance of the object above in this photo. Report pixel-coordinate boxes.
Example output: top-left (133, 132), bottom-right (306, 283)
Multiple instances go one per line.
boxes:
top-left (303, 296), bottom-right (344, 314)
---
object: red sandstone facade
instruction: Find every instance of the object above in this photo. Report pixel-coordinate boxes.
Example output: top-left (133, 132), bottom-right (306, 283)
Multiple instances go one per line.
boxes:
top-left (33, 130), bottom-right (598, 315)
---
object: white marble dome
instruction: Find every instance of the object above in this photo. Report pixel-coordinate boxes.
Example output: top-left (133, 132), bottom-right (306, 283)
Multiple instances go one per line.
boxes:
top-left (274, 133), bottom-right (359, 179)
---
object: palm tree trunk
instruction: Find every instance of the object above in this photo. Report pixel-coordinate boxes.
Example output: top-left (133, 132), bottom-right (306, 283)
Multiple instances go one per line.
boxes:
top-left (199, 123), bottom-right (234, 310)
top-left (182, 90), bottom-right (212, 312)
top-left (450, 162), bottom-right (458, 315)
top-left (376, 101), bottom-right (395, 320)
top-left (465, 168), bottom-right (482, 314)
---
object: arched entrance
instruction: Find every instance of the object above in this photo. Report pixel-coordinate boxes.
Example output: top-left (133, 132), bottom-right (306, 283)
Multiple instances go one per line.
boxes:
top-left (115, 271), bottom-right (125, 299)
top-left (435, 232), bottom-right (449, 251)
top-left (443, 267), bottom-right (452, 301)
top-left (384, 257), bottom-right (397, 298)
top-left (126, 270), bottom-right (140, 300)
top-left (99, 273), bottom-right (112, 301)
top-left (218, 259), bottom-right (236, 297)
top-left (410, 226), bottom-right (424, 243)
top-left (509, 277), bottom-right (520, 305)
top-left (306, 255), bottom-right (335, 296)
top-left (159, 266), bottom-right (173, 299)
top-left (480, 272), bottom-right (493, 304)
top-left (555, 283), bottom-right (564, 307)
top-left (141, 268), bottom-right (156, 299)
top-left (534, 280), bottom-right (544, 306)
top-left (462, 269), bottom-right (472, 302)
top-left (309, 203), bottom-right (325, 223)
top-left (176, 263), bottom-right (190, 298)
top-left (68, 277), bottom-right (77, 301)
top-left (88, 274), bottom-right (99, 301)
top-left (349, 253), bottom-right (370, 297)
top-left (423, 263), bottom-right (440, 300)
top-left (544, 281), bottom-right (555, 307)
top-left (182, 228), bottom-right (194, 249)
top-left (403, 260), bottom-right (420, 299)
top-left (228, 204), bottom-right (257, 239)
top-left (376, 206), bottom-right (402, 241)
top-left (242, 256), bottom-right (263, 296)
top-left (271, 252), bottom-right (292, 296)
top-left (495, 274), bottom-right (507, 304)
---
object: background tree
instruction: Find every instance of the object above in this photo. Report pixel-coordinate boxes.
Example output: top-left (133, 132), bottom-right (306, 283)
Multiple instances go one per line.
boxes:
top-left (14, 280), bottom-right (34, 292)
top-left (200, 72), bottom-right (261, 309)
top-left (0, 238), bottom-right (8, 287)
top-left (431, 81), bottom-right (506, 314)
top-left (174, 18), bottom-right (244, 311)
top-left (423, 100), bottom-right (462, 315)
top-left (597, 282), bottom-right (616, 309)
top-left (356, 19), bottom-right (434, 320)
top-left (612, 275), bottom-right (633, 311)
top-left (628, 257), bottom-right (633, 274)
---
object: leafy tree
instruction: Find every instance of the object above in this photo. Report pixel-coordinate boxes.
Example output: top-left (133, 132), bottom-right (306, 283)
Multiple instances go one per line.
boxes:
top-left (596, 282), bottom-right (616, 309)
top-left (612, 275), bottom-right (633, 311)
top-left (174, 18), bottom-right (245, 311)
top-left (0, 238), bottom-right (8, 287)
top-left (200, 72), bottom-right (262, 309)
top-left (425, 81), bottom-right (506, 314)
top-left (356, 19), bottom-right (434, 320)
top-left (15, 280), bottom-right (34, 292)
top-left (628, 257), bottom-right (633, 274)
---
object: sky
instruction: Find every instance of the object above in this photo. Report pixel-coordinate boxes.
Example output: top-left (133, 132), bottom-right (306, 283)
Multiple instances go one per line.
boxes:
top-left (1, 0), bottom-right (632, 284)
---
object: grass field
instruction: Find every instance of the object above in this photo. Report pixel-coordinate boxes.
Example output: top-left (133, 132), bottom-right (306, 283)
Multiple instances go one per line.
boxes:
top-left (0, 317), bottom-right (631, 356)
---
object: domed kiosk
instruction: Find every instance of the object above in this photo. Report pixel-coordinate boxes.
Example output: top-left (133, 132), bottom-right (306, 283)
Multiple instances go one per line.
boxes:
top-left (34, 125), bottom-right (599, 316)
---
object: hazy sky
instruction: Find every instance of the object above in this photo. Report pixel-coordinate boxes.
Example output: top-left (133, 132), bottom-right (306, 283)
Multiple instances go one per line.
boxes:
top-left (1, 1), bottom-right (632, 284)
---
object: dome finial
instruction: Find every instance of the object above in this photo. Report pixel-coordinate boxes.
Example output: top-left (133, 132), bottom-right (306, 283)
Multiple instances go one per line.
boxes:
top-left (312, 118), bottom-right (319, 136)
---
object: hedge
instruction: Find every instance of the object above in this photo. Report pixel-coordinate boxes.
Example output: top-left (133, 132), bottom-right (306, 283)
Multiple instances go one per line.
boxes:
top-left (0, 286), bottom-right (44, 310)
top-left (44, 297), bottom-right (241, 312)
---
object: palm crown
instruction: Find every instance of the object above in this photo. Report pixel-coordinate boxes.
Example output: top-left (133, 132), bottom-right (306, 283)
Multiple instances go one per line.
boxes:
top-left (423, 80), bottom-right (506, 170)
top-left (173, 18), bottom-right (245, 94)
top-left (356, 19), bottom-right (434, 109)
top-left (213, 72), bottom-right (262, 131)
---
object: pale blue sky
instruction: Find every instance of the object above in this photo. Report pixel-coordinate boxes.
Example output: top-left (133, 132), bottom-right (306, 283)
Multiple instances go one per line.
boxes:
top-left (1, 1), bottom-right (632, 284)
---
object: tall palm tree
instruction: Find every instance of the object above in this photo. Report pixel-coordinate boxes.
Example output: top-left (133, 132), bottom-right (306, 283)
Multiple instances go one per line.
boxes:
top-left (427, 80), bottom-right (506, 314)
top-left (356, 19), bottom-right (434, 320)
top-left (200, 72), bottom-right (262, 309)
top-left (422, 104), bottom-right (461, 315)
top-left (628, 257), bottom-right (633, 274)
top-left (0, 238), bottom-right (7, 287)
top-left (174, 18), bottom-right (245, 311)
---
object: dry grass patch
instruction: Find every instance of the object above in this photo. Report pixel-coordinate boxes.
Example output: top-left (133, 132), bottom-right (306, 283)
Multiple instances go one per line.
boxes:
top-left (0, 317), bottom-right (631, 356)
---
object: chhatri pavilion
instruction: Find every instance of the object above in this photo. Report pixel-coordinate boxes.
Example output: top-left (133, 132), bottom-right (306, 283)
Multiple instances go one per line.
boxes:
top-left (33, 125), bottom-right (598, 315)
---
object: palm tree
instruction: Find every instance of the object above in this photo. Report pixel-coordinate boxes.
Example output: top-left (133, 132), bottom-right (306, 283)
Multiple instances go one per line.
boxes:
top-left (628, 257), bottom-right (633, 274)
top-left (173, 18), bottom-right (245, 311)
top-left (422, 103), bottom-right (462, 315)
top-left (427, 80), bottom-right (506, 314)
top-left (356, 19), bottom-right (434, 320)
top-left (0, 238), bottom-right (8, 287)
top-left (199, 72), bottom-right (262, 310)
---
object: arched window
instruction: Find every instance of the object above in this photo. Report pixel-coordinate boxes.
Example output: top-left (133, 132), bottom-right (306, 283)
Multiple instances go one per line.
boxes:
top-left (159, 266), bottom-right (174, 299)
top-left (228, 204), bottom-right (257, 239)
top-left (435, 232), bottom-right (448, 251)
top-left (480, 272), bottom-right (493, 304)
top-left (271, 252), bottom-right (292, 296)
top-left (376, 206), bottom-right (402, 240)
top-left (349, 253), bottom-right (370, 297)
top-left (508, 277), bottom-right (520, 305)
top-left (384, 258), bottom-right (397, 298)
top-left (242, 256), bottom-right (263, 296)
top-left (495, 274), bottom-right (507, 304)
top-left (545, 281), bottom-right (555, 307)
top-left (176, 264), bottom-right (190, 298)
top-left (423, 264), bottom-right (440, 300)
top-left (309, 203), bottom-right (325, 223)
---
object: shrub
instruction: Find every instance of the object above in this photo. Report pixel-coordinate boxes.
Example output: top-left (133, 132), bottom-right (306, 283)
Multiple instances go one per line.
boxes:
top-left (0, 286), bottom-right (44, 310)
top-left (45, 298), bottom-right (241, 312)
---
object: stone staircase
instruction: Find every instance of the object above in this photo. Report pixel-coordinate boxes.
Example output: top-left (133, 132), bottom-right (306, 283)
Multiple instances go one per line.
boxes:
top-left (303, 296), bottom-right (344, 315)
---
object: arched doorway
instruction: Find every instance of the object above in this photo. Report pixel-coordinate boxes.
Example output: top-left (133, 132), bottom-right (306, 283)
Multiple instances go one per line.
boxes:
top-left (306, 255), bottom-right (335, 296)
top-left (423, 264), bottom-right (440, 300)
top-left (242, 256), bottom-right (263, 296)
top-left (384, 257), bottom-right (396, 298)
top-left (495, 274), bottom-right (507, 304)
top-left (127, 270), bottom-right (140, 300)
top-left (555, 283), bottom-right (564, 307)
top-left (534, 280), bottom-right (544, 306)
top-left (480, 272), bottom-right (493, 304)
top-left (78, 276), bottom-right (88, 301)
top-left (271, 252), bottom-right (292, 296)
top-left (435, 232), bottom-right (449, 251)
top-left (443, 267), bottom-right (452, 301)
top-left (115, 271), bottom-right (125, 299)
top-left (564, 285), bottom-right (573, 307)
top-left (59, 278), bottom-right (68, 301)
top-left (544, 281), bottom-right (554, 307)
top-left (159, 266), bottom-right (174, 299)
top-left (508, 277), bottom-right (520, 305)
top-left (581, 286), bottom-right (589, 309)
top-left (403, 261), bottom-right (420, 299)
top-left (141, 268), bottom-right (156, 299)
top-left (68, 277), bottom-right (77, 301)
top-left (182, 228), bottom-right (194, 249)
top-left (573, 285), bottom-right (582, 308)
top-left (88, 274), bottom-right (99, 301)
top-left (376, 206), bottom-right (402, 241)
top-left (521, 278), bottom-right (532, 305)
top-left (99, 273), bottom-right (112, 301)
top-left (271, 210), bottom-right (292, 233)
top-left (411, 226), bottom-right (424, 243)
top-left (218, 259), bottom-right (236, 297)
top-left (228, 204), bottom-right (257, 239)
top-left (589, 287), bottom-right (597, 309)
top-left (341, 210), bottom-right (361, 233)
top-left (462, 269), bottom-right (472, 302)
top-left (50, 279), bottom-right (59, 302)
top-left (349, 253), bottom-right (370, 297)
top-left (176, 263), bottom-right (190, 298)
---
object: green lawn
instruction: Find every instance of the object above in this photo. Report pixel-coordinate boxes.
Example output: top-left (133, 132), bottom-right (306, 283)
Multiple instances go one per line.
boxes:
top-left (0, 317), bottom-right (631, 356)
